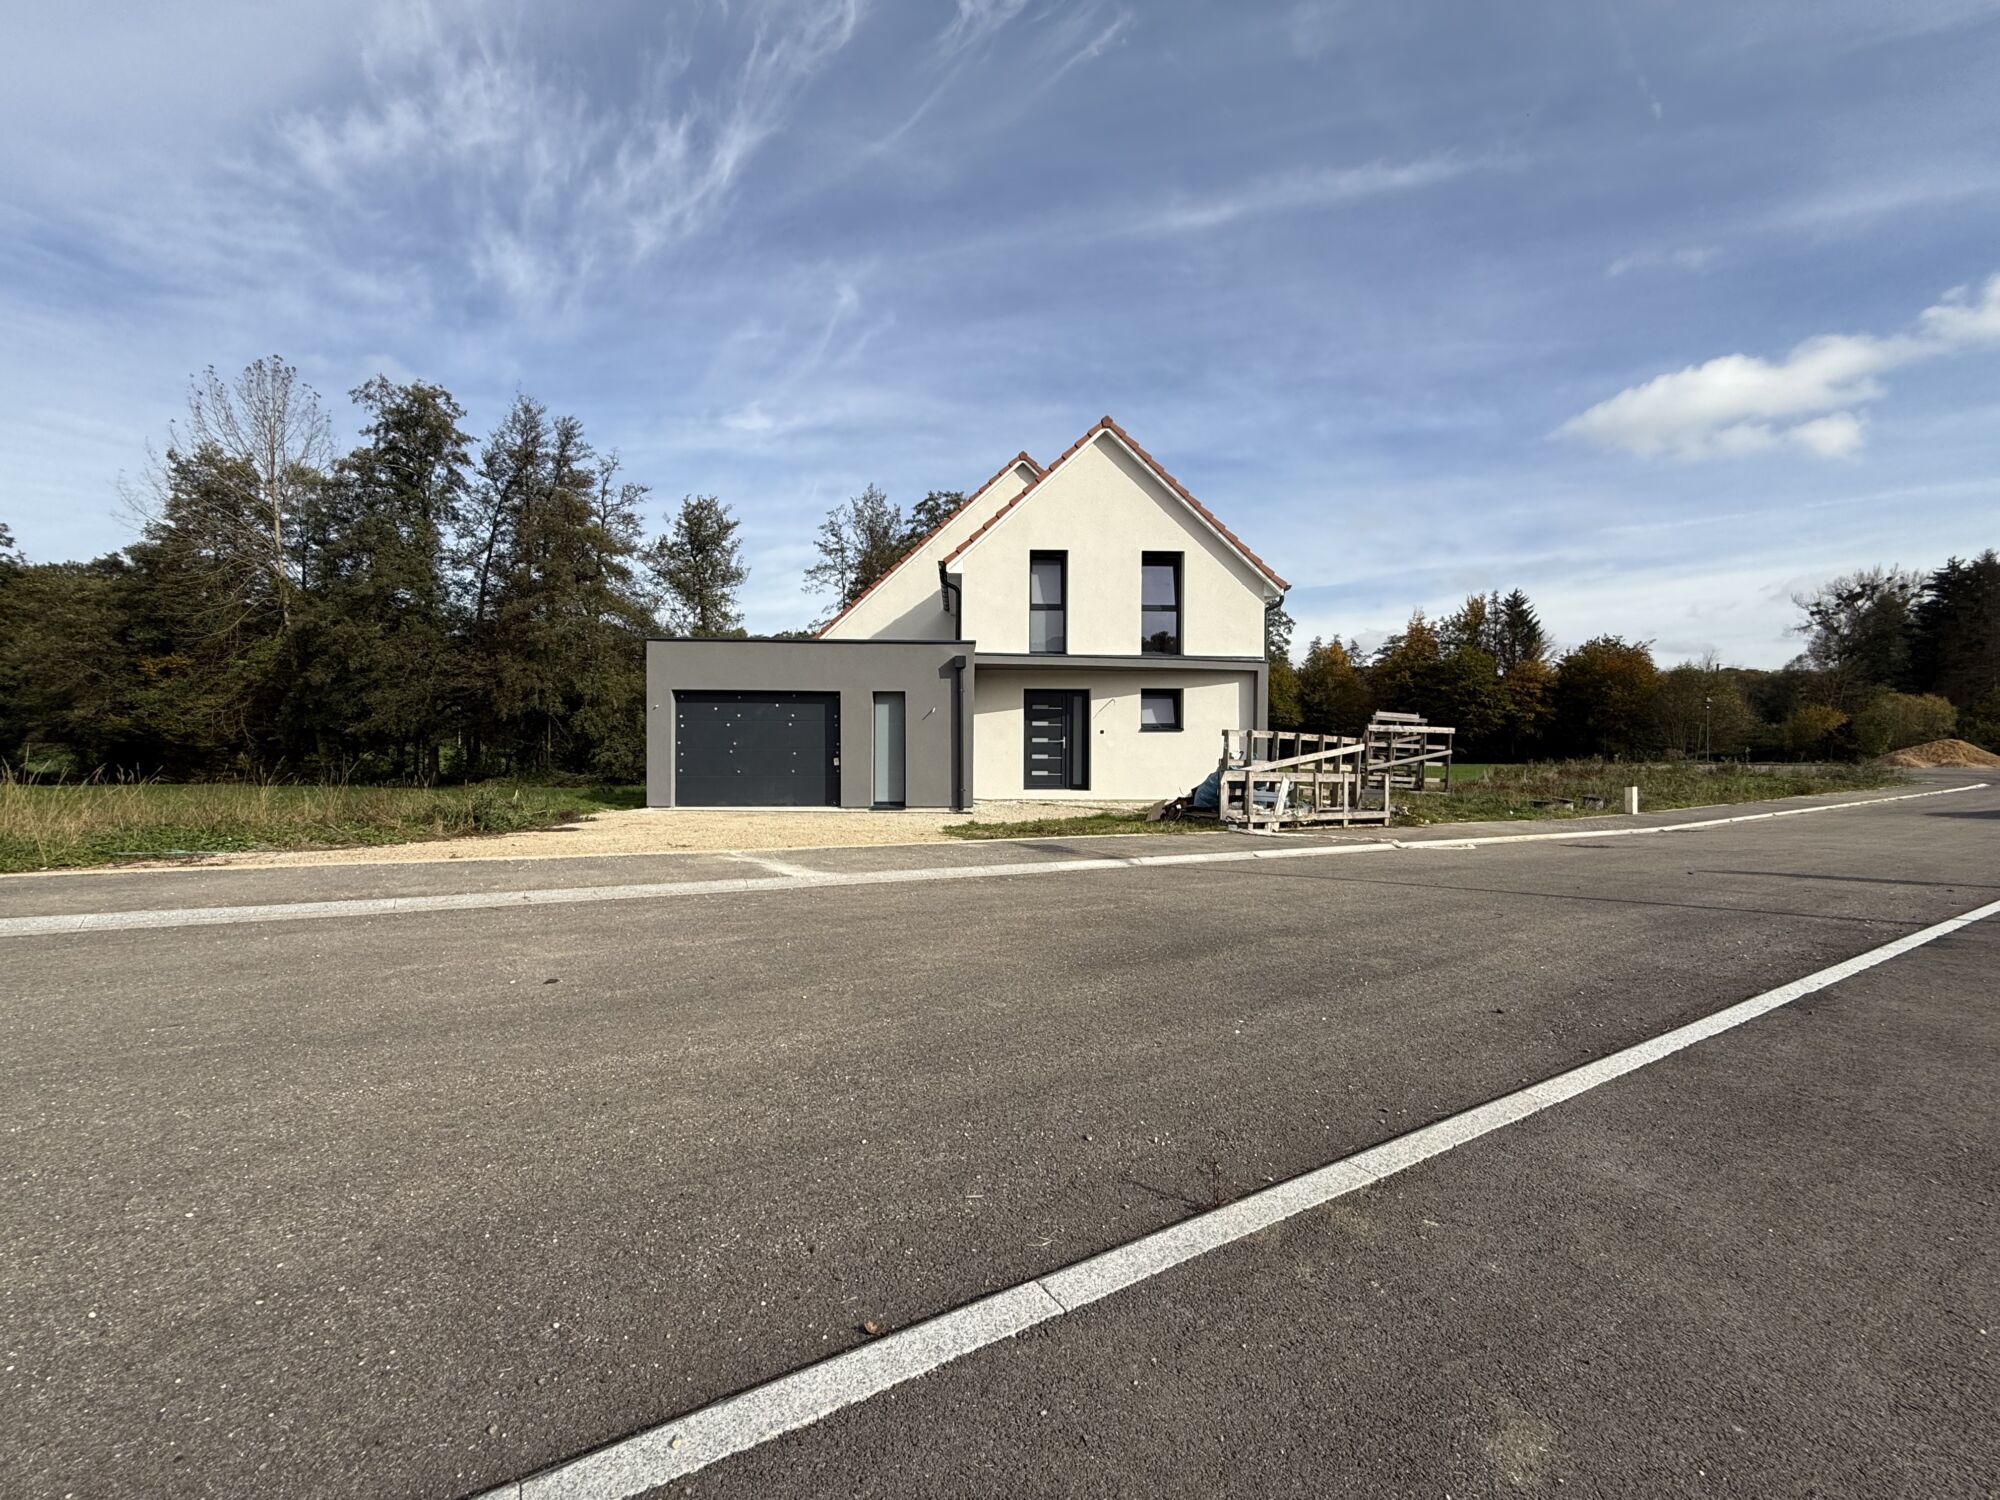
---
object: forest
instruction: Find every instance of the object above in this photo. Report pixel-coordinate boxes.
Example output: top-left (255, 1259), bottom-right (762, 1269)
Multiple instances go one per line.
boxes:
top-left (2, 357), bottom-right (1996, 782)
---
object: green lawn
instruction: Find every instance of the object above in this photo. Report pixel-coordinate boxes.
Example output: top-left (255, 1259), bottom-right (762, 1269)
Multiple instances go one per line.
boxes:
top-left (0, 779), bottom-right (642, 873)
top-left (1392, 760), bottom-right (1899, 826)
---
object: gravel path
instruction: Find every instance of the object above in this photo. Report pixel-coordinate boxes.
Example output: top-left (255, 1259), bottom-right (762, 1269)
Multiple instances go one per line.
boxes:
top-left (100, 801), bottom-right (1154, 872)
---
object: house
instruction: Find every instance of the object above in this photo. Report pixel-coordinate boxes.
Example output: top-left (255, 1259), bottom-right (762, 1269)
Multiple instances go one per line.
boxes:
top-left (644, 417), bottom-right (1287, 809)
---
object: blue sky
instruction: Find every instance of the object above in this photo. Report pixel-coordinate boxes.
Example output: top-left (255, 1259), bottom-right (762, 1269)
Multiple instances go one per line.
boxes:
top-left (3, 0), bottom-right (1997, 665)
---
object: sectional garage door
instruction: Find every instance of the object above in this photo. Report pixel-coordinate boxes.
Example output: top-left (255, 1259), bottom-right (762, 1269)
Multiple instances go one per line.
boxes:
top-left (674, 692), bottom-right (840, 806)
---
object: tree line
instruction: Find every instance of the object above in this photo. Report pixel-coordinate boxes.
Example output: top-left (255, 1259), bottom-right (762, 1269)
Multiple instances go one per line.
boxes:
top-left (4, 356), bottom-right (1995, 780)
top-left (0, 358), bottom-right (982, 781)
top-left (1266, 559), bottom-right (2000, 761)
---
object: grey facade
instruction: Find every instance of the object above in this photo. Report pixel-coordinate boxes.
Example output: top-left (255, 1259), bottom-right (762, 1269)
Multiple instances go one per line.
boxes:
top-left (646, 639), bottom-right (974, 810)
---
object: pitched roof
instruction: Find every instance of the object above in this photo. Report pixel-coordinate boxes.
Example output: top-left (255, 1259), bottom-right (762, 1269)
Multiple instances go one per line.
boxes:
top-left (814, 451), bottom-right (1042, 638)
top-left (940, 416), bottom-right (1290, 591)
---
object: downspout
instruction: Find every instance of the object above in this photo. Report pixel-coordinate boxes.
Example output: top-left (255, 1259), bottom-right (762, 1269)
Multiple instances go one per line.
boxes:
top-left (938, 562), bottom-right (964, 639)
top-left (948, 653), bottom-right (970, 811)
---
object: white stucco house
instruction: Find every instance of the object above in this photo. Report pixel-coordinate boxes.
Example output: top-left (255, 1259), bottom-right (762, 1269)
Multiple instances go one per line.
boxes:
top-left (644, 417), bottom-right (1286, 809)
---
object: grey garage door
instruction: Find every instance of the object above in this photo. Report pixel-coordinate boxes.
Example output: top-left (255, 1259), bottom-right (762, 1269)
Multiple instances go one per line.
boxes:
top-left (674, 691), bottom-right (841, 806)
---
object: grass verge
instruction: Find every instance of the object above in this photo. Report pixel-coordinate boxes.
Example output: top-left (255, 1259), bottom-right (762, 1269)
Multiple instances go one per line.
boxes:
top-left (0, 778), bottom-right (643, 873)
top-left (1393, 761), bottom-right (1901, 826)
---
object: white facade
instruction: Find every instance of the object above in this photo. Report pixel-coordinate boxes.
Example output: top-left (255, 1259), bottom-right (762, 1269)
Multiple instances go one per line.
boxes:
top-left (822, 419), bottom-right (1286, 805)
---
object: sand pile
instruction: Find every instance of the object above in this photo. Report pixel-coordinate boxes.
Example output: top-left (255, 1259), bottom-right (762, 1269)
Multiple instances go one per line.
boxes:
top-left (1878, 738), bottom-right (2000, 768)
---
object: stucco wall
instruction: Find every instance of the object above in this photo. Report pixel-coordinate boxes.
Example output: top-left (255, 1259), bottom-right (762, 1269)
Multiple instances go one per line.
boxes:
top-left (956, 436), bottom-right (1273, 658)
top-left (646, 640), bottom-right (970, 809)
top-left (819, 460), bottom-right (1037, 642)
top-left (970, 666), bottom-right (1255, 802)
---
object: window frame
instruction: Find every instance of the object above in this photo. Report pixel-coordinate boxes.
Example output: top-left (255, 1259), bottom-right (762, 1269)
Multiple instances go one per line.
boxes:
top-left (1029, 550), bottom-right (1068, 655)
top-left (1140, 551), bottom-right (1183, 655)
top-left (1139, 687), bottom-right (1184, 733)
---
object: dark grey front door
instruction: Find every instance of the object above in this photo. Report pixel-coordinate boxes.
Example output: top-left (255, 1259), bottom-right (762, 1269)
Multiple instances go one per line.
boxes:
top-left (1024, 690), bottom-right (1088, 790)
top-left (675, 692), bottom-right (840, 806)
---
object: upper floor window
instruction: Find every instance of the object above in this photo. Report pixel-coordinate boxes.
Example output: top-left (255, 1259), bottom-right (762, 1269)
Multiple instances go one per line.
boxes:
top-left (1029, 551), bottom-right (1067, 654)
top-left (1142, 552), bottom-right (1182, 654)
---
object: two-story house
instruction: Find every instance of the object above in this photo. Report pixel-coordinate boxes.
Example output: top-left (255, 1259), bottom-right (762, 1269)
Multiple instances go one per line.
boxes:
top-left (643, 417), bottom-right (1286, 809)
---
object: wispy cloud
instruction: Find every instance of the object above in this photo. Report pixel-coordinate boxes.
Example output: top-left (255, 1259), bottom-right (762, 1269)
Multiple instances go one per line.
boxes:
top-left (273, 0), bottom-right (864, 305)
top-left (1128, 153), bottom-right (1492, 236)
top-left (1606, 245), bottom-right (1719, 278)
top-left (939, 0), bottom-right (1034, 57)
top-left (1558, 272), bottom-right (2000, 460)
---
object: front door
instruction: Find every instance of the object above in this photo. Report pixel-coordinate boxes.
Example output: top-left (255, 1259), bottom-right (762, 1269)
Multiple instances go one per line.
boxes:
top-left (1024, 690), bottom-right (1088, 790)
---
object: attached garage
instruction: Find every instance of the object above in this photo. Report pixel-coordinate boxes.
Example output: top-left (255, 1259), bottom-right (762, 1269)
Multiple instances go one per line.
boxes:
top-left (673, 691), bottom-right (841, 806)
top-left (647, 639), bottom-right (971, 811)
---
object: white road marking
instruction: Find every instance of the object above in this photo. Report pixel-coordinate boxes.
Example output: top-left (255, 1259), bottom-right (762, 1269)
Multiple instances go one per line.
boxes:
top-left (725, 852), bottom-right (825, 880)
top-left (0, 782), bottom-right (1983, 940)
top-left (472, 891), bottom-right (2000, 1500)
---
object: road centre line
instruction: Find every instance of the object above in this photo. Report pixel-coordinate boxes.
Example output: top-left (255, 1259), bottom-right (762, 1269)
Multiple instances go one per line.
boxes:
top-left (0, 782), bottom-right (1981, 940)
top-left (473, 890), bottom-right (2000, 1499)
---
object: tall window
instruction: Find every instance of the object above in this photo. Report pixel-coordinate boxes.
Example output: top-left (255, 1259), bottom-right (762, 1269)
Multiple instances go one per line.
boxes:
top-left (1030, 551), bottom-right (1067, 654)
top-left (1142, 552), bottom-right (1181, 654)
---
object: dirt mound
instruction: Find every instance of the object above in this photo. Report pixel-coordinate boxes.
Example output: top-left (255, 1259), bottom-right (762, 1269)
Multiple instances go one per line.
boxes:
top-left (1878, 738), bottom-right (2000, 769)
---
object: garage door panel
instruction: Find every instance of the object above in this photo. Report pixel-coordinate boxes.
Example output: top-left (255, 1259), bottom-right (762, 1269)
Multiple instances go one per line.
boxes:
top-left (675, 692), bottom-right (840, 806)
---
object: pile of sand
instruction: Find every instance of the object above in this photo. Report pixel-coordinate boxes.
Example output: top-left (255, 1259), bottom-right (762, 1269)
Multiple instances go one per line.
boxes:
top-left (1878, 738), bottom-right (2000, 769)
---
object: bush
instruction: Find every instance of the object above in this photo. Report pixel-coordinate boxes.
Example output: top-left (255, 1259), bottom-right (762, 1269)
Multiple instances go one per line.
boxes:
top-left (1850, 691), bottom-right (1958, 756)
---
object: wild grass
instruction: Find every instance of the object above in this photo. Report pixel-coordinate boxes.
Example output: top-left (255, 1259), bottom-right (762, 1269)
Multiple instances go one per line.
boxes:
top-left (0, 772), bottom-right (642, 873)
top-left (1394, 760), bottom-right (1900, 826)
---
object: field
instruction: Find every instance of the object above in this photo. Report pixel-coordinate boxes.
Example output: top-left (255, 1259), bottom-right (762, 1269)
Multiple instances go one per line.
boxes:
top-left (1392, 760), bottom-right (1898, 825)
top-left (0, 778), bottom-right (642, 873)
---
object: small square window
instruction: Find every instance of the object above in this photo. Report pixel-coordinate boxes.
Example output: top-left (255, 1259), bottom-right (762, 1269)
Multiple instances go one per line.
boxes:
top-left (1140, 688), bottom-right (1183, 732)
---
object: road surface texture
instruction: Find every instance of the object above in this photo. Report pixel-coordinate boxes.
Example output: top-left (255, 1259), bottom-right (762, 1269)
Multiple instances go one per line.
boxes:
top-left (2, 773), bottom-right (1994, 1499)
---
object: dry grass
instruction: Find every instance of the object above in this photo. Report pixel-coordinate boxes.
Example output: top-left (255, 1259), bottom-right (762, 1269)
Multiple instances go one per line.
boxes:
top-left (0, 772), bottom-right (640, 873)
top-left (1394, 760), bottom-right (1901, 826)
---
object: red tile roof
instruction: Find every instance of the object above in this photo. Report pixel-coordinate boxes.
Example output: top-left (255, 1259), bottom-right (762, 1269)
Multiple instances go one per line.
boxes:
top-left (941, 416), bottom-right (1290, 590)
top-left (814, 451), bottom-right (1042, 638)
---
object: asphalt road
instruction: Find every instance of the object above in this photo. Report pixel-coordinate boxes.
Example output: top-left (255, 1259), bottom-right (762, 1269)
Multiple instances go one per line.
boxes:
top-left (2, 775), bottom-right (1995, 1499)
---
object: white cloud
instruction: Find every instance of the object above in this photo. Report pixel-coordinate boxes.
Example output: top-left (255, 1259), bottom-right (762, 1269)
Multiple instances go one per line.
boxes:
top-left (1135, 153), bottom-right (1485, 235)
top-left (1558, 272), bottom-right (2000, 459)
top-left (1606, 245), bottom-right (1719, 278)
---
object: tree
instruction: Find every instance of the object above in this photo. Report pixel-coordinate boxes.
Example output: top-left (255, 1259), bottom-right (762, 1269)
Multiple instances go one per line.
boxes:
top-left (0, 521), bottom-right (21, 570)
top-left (646, 496), bottom-right (748, 638)
top-left (902, 490), bottom-right (964, 549)
top-left (463, 397), bottom-right (656, 778)
top-left (1552, 636), bottom-right (1658, 757)
top-left (1265, 598), bottom-right (1301, 729)
top-left (1494, 589), bottom-right (1549, 674)
top-left (138, 357), bottom-right (335, 632)
top-left (1850, 691), bottom-right (1957, 756)
top-left (805, 484), bottom-right (904, 618)
top-left (1909, 551), bottom-right (2000, 713)
top-left (290, 378), bottom-right (472, 776)
top-left (1370, 612), bottom-right (1441, 714)
top-left (1783, 703), bottom-right (1848, 759)
top-left (1439, 593), bottom-right (1497, 656)
top-left (1792, 567), bottom-right (1921, 709)
top-left (1296, 637), bottom-right (1371, 733)
top-left (1653, 658), bottom-right (1753, 759)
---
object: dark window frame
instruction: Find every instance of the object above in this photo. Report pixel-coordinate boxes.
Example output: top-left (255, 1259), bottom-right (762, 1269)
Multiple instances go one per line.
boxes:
top-left (1029, 550), bottom-right (1068, 655)
top-left (1139, 687), bottom-right (1184, 733)
top-left (1141, 551), bottom-right (1182, 655)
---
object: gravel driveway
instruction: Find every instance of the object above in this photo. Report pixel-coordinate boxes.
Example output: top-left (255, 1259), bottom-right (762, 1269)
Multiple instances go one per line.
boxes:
top-left (98, 801), bottom-right (1154, 872)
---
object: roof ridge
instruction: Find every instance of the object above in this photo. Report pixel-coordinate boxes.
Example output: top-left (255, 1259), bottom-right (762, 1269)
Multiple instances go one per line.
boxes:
top-left (941, 418), bottom-right (1290, 591)
top-left (814, 451), bottom-right (1043, 638)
